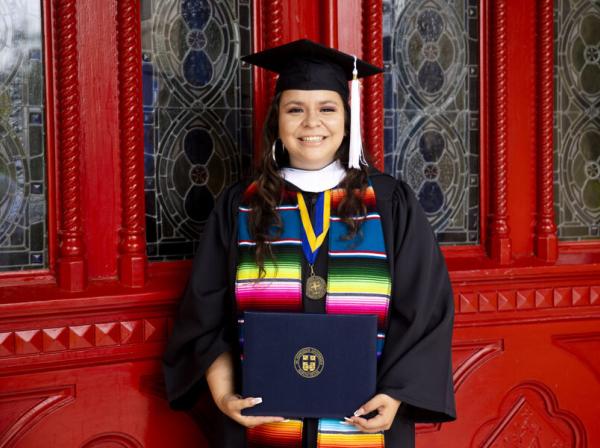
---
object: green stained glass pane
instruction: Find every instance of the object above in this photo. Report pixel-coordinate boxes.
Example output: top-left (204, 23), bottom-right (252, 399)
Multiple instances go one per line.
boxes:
top-left (0, 1), bottom-right (48, 272)
top-left (555, 0), bottom-right (600, 240)
top-left (383, 0), bottom-right (480, 244)
top-left (142, 0), bottom-right (253, 260)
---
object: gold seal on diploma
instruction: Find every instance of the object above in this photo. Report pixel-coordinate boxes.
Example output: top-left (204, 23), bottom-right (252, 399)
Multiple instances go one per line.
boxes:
top-left (294, 347), bottom-right (325, 378)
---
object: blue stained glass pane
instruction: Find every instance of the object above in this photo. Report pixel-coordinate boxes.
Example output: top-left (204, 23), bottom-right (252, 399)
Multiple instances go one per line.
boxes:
top-left (554, 0), bottom-right (600, 240)
top-left (181, 0), bottom-right (212, 29)
top-left (142, 0), bottom-right (253, 260)
top-left (383, 0), bottom-right (480, 245)
top-left (183, 51), bottom-right (213, 86)
top-left (0, 1), bottom-right (48, 271)
top-left (184, 128), bottom-right (213, 164)
top-left (418, 182), bottom-right (444, 213)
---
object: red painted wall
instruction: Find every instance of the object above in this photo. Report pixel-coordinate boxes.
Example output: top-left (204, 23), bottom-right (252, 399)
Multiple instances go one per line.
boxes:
top-left (0, 0), bottom-right (599, 447)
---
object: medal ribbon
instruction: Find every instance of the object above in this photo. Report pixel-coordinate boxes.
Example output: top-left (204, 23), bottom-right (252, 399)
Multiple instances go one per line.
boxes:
top-left (297, 191), bottom-right (331, 264)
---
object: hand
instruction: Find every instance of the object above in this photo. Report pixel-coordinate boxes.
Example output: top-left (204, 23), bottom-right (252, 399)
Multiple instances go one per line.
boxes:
top-left (216, 393), bottom-right (285, 429)
top-left (344, 393), bottom-right (401, 433)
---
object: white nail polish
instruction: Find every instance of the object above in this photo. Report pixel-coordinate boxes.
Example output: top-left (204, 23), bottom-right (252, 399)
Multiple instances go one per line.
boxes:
top-left (252, 397), bottom-right (263, 405)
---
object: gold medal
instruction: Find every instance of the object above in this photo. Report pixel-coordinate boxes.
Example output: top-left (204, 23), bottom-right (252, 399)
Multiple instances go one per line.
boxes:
top-left (306, 274), bottom-right (327, 300)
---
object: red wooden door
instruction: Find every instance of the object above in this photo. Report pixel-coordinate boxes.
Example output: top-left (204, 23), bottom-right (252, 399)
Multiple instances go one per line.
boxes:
top-left (0, 1), bottom-right (598, 447)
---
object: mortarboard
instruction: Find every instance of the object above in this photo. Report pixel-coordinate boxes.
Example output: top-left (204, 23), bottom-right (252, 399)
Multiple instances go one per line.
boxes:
top-left (241, 39), bottom-right (383, 169)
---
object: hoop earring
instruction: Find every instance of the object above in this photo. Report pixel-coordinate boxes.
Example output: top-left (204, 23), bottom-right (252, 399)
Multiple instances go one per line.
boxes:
top-left (272, 138), bottom-right (285, 163)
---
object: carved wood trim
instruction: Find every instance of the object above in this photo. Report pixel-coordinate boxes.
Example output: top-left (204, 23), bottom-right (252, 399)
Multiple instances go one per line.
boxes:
top-left (535, 0), bottom-right (558, 261)
top-left (262, 0), bottom-right (283, 97)
top-left (54, 0), bottom-right (86, 291)
top-left (362, 0), bottom-right (384, 170)
top-left (552, 332), bottom-right (600, 382)
top-left (0, 385), bottom-right (75, 447)
top-left (456, 285), bottom-right (600, 314)
top-left (116, 0), bottom-right (147, 287)
top-left (0, 317), bottom-right (170, 360)
top-left (488, 0), bottom-right (511, 264)
top-left (473, 381), bottom-right (587, 447)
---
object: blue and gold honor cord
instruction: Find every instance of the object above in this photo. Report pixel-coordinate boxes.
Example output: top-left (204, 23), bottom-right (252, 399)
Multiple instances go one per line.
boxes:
top-left (297, 191), bottom-right (331, 299)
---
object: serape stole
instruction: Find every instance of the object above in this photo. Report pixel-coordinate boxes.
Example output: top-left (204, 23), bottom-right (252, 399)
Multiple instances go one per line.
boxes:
top-left (236, 182), bottom-right (392, 448)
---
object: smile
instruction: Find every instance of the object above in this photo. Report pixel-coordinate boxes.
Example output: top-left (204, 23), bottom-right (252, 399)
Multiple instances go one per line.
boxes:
top-left (299, 136), bottom-right (326, 142)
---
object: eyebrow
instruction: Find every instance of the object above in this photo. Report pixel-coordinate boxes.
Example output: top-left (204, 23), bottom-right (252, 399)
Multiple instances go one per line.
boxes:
top-left (282, 100), bottom-right (340, 107)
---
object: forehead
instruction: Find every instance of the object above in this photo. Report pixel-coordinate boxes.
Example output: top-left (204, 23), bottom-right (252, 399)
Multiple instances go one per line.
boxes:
top-left (279, 89), bottom-right (344, 104)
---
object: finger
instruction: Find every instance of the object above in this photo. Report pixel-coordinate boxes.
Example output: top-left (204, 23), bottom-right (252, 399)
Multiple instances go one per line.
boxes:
top-left (353, 395), bottom-right (386, 417)
top-left (234, 396), bottom-right (263, 411)
top-left (239, 416), bottom-right (286, 428)
top-left (352, 414), bottom-right (389, 430)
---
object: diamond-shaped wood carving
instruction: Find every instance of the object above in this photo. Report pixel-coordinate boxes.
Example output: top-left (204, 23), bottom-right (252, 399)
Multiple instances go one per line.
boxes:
top-left (553, 288), bottom-right (572, 307)
top-left (591, 286), bottom-right (599, 305)
top-left (497, 290), bottom-right (516, 311)
top-left (69, 325), bottom-right (94, 349)
top-left (478, 293), bottom-right (497, 312)
top-left (535, 289), bottom-right (553, 308)
top-left (0, 332), bottom-right (15, 357)
top-left (459, 294), bottom-right (477, 313)
top-left (42, 327), bottom-right (69, 352)
top-left (516, 290), bottom-right (535, 309)
top-left (572, 287), bottom-right (590, 306)
top-left (144, 319), bottom-right (168, 342)
top-left (15, 330), bottom-right (43, 355)
top-left (94, 322), bottom-right (120, 347)
top-left (120, 320), bottom-right (143, 344)
top-left (473, 381), bottom-right (586, 447)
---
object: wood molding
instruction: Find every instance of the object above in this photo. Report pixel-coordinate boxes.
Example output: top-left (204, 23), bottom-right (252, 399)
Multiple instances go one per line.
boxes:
top-left (361, 0), bottom-right (384, 170)
top-left (473, 381), bottom-right (587, 447)
top-left (262, 0), bottom-right (283, 98)
top-left (488, 0), bottom-right (511, 264)
top-left (0, 385), bottom-right (75, 447)
top-left (116, 0), bottom-right (147, 287)
top-left (535, 0), bottom-right (558, 262)
top-left (54, 0), bottom-right (86, 291)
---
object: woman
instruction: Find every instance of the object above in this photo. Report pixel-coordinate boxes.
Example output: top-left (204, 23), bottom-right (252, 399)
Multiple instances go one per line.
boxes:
top-left (163, 39), bottom-right (456, 447)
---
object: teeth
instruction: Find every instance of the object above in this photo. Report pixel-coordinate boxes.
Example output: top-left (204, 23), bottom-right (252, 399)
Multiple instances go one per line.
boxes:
top-left (301, 136), bottom-right (325, 142)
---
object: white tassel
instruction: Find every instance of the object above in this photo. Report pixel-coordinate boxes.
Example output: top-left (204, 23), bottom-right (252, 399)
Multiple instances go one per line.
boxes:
top-left (348, 56), bottom-right (366, 169)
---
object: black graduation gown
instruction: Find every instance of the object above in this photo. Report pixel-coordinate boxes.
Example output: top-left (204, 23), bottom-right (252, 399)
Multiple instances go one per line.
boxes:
top-left (162, 170), bottom-right (457, 447)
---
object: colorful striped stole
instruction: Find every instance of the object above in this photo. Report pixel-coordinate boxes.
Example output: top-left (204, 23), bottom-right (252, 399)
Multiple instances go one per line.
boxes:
top-left (236, 182), bottom-right (391, 448)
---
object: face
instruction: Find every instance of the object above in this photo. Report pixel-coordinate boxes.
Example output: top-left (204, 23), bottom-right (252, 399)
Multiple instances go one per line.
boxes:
top-left (278, 89), bottom-right (345, 170)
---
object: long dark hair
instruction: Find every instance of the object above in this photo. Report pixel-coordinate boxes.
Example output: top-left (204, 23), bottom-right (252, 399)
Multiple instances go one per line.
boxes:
top-left (248, 92), bottom-right (370, 276)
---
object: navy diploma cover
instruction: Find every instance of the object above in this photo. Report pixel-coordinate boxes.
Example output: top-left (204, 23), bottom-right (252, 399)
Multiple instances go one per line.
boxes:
top-left (241, 312), bottom-right (378, 418)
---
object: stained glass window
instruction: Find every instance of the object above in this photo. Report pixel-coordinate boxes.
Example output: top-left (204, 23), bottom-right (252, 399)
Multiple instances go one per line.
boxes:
top-left (382, 0), bottom-right (479, 244)
top-left (555, 0), bottom-right (600, 240)
top-left (141, 0), bottom-right (252, 260)
top-left (0, 1), bottom-right (46, 272)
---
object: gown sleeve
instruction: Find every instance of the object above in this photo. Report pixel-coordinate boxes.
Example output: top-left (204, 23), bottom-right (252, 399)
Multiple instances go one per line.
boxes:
top-left (374, 175), bottom-right (456, 423)
top-left (162, 183), bottom-right (242, 410)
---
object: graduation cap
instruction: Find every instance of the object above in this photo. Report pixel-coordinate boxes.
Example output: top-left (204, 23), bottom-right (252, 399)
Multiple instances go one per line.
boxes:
top-left (242, 39), bottom-right (383, 169)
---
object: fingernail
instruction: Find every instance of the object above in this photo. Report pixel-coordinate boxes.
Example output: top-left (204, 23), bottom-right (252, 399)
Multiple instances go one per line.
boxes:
top-left (252, 397), bottom-right (263, 405)
top-left (353, 408), bottom-right (364, 417)
top-left (344, 416), bottom-right (352, 422)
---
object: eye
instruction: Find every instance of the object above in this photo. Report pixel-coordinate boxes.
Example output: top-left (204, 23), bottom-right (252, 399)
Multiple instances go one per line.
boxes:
top-left (321, 106), bottom-right (337, 113)
top-left (286, 107), bottom-right (303, 114)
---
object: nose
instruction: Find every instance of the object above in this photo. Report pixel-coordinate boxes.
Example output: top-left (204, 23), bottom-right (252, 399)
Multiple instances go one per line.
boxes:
top-left (302, 109), bottom-right (321, 128)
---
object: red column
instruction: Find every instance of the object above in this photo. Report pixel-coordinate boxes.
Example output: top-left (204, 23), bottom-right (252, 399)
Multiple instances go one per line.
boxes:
top-left (488, 0), bottom-right (512, 264)
top-left (55, 0), bottom-right (86, 291)
top-left (116, 0), bottom-right (147, 287)
top-left (535, 0), bottom-right (558, 262)
top-left (362, 0), bottom-right (384, 170)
